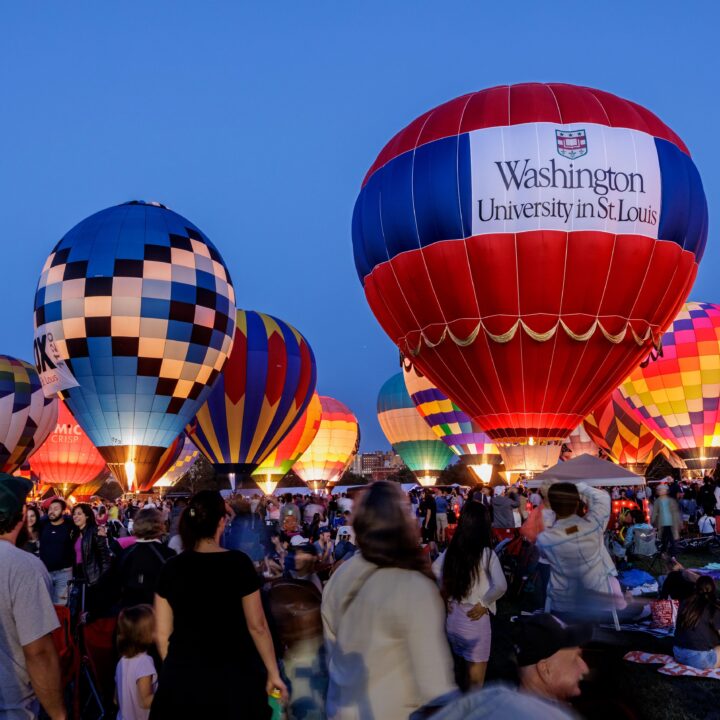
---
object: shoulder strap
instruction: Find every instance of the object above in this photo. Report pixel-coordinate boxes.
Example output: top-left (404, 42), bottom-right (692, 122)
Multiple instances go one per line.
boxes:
top-left (339, 563), bottom-right (381, 618)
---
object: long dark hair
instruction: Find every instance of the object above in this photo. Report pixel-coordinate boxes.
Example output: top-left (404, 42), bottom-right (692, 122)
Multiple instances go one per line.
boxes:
top-left (179, 490), bottom-right (226, 550)
top-left (72, 503), bottom-right (96, 536)
top-left (677, 575), bottom-right (719, 631)
top-left (442, 501), bottom-right (493, 602)
top-left (353, 481), bottom-right (431, 577)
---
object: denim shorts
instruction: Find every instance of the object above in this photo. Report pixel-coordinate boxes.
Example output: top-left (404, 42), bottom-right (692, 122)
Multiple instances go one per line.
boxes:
top-left (673, 646), bottom-right (718, 670)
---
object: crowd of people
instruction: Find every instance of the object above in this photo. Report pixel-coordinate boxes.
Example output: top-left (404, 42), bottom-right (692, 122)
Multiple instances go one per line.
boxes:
top-left (3, 470), bottom-right (720, 719)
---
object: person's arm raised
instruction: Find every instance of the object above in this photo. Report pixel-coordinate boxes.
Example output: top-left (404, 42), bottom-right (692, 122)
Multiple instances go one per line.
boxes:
top-left (23, 634), bottom-right (66, 720)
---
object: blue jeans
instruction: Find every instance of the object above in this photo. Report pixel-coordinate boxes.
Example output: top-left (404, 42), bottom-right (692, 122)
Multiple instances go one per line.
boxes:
top-left (49, 567), bottom-right (73, 606)
top-left (674, 646), bottom-right (718, 669)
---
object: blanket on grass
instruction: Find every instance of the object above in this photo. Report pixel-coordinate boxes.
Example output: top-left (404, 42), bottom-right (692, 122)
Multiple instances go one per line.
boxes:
top-left (624, 651), bottom-right (720, 679)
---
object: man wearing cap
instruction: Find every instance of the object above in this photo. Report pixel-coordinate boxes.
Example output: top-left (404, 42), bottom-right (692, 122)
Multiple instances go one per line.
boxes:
top-left (38, 497), bottom-right (75, 605)
top-left (0, 475), bottom-right (66, 719)
top-left (422, 614), bottom-right (587, 720)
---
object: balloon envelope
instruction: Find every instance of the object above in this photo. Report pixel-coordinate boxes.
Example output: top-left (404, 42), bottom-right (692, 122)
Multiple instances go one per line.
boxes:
top-left (152, 435), bottom-right (200, 488)
top-left (253, 392), bottom-right (322, 480)
top-left (29, 399), bottom-right (109, 488)
top-left (378, 372), bottom-right (454, 477)
top-left (353, 83), bottom-right (707, 448)
top-left (292, 396), bottom-right (359, 488)
top-left (620, 302), bottom-right (720, 470)
top-left (33, 201), bottom-right (236, 489)
top-left (402, 360), bottom-right (498, 457)
top-left (0, 356), bottom-right (57, 474)
top-left (188, 310), bottom-right (317, 479)
top-left (137, 432), bottom-right (186, 492)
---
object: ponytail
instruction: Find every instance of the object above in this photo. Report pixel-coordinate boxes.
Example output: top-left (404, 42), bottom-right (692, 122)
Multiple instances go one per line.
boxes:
top-left (179, 490), bottom-right (226, 550)
top-left (677, 575), bottom-right (718, 631)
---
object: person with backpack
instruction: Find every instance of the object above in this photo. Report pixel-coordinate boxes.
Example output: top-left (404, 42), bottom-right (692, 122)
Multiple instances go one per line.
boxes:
top-left (118, 508), bottom-right (175, 608)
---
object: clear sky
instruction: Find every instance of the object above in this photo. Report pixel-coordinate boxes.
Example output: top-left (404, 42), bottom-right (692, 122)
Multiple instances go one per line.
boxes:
top-left (1, 2), bottom-right (718, 450)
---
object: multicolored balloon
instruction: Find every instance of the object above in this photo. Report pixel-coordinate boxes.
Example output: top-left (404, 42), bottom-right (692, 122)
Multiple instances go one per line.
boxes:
top-left (29, 399), bottom-right (108, 491)
top-left (253, 392), bottom-right (322, 492)
top-left (353, 83), bottom-right (707, 472)
top-left (561, 425), bottom-right (600, 460)
top-left (151, 435), bottom-right (200, 488)
top-left (583, 389), bottom-right (668, 467)
top-left (33, 201), bottom-right (236, 490)
top-left (137, 432), bottom-right (186, 492)
top-left (187, 310), bottom-right (317, 486)
top-left (377, 373), bottom-right (454, 481)
top-left (620, 302), bottom-right (720, 470)
top-left (0, 356), bottom-right (56, 474)
top-left (292, 396), bottom-right (359, 489)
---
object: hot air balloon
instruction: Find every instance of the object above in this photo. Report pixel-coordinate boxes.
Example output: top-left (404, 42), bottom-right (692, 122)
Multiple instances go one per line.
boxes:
top-left (137, 432), bottom-right (186, 492)
top-left (152, 435), bottom-right (201, 489)
top-left (252, 392), bottom-right (322, 495)
top-left (560, 425), bottom-right (600, 461)
top-left (352, 83), bottom-right (707, 473)
top-left (33, 201), bottom-right (237, 490)
top-left (620, 302), bottom-right (720, 471)
top-left (29, 399), bottom-right (109, 496)
top-left (0, 356), bottom-right (56, 473)
top-left (402, 359), bottom-right (500, 482)
top-left (583, 389), bottom-right (669, 471)
top-left (187, 310), bottom-right (317, 489)
top-left (377, 373), bottom-right (454, 485)
top-left (292, 396), bottom-right (359, 490)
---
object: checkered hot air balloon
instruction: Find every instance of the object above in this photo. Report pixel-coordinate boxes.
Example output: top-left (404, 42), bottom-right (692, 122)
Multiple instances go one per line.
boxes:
top-left (28, 399), bottom-right (109, 494)
top-left (402, 359), bottom-right (499, 482)
top-left (187, 310), bottom-right (317, 488)
top-left (353, 83), bottom-right (707, 473)
top-left (378, 372), bottom-right (455, 483)
top-left (0, 356), bottom-right (58, 474)
top-left (583, 389), bottom-right (668, 468)
top-left (151, 435), bottom-right (200, 489)
top-left (620, 302), bottom-right (720, 471)
top-left (33, 201), bottom-right (237, 490)
top-left (252, 392), bottom-right (322, 494)
top-left (292, 396), bottom-right (359, 490)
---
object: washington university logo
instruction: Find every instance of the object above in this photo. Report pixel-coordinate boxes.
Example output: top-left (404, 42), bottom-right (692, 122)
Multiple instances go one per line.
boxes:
top-left (556, 129), bottom-right (588, 159)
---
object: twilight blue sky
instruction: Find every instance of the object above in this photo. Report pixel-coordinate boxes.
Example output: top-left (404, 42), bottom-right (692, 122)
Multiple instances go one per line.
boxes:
top-left (1, 2), bottom-right (718, 450)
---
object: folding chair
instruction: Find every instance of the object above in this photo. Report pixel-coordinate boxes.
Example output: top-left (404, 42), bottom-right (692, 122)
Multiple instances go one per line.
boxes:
top-left (629, 527), bottom-right (662, 575)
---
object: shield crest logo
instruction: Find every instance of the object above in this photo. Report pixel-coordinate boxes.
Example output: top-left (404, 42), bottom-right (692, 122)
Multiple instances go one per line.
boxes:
top-left (556, 129), bottom-right (587, 159)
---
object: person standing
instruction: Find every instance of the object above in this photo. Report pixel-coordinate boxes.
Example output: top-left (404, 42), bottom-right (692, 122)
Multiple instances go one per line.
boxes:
top-left (23, 506), bottom-right (41, 556)
top-left (433, 502), bottom-right (507, 687)
top-left (537, 482), bottom-right (624, 617)
top-left (0, 475), bottom-right (66, 720)
top-left (651, 484), bottom-right (681, 554)
top-left (151, 490), bottom-right (287, 718)
top-left (38, 497), bottom-right (76, 605)
top-left (491, 488), bottom-right (520, 542)
top-left (435, 490), bottom-right (450, 545)
top-left (71, 503), bottom-right (113, 616)
top-left (322, 481), bottom-right (456, 719)
top-left (420, 489), bottom-right (437, 545)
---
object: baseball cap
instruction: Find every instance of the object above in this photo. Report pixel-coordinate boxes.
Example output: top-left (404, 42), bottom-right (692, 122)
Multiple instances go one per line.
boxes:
top-left (515, 614), bottom-right (592, 667)
top-left (0, 474), bottom-right (33, 518)
top-left (290, 535), bottom-right (310, 547)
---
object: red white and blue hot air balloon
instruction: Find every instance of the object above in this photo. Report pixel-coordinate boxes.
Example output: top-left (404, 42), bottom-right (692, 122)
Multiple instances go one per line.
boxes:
top-left (353, 83), bottom-right (707, 472)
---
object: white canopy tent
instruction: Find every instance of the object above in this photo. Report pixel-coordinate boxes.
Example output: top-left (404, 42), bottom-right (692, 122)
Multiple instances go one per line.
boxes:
top-left (526, 454), bottom-right (645, 488)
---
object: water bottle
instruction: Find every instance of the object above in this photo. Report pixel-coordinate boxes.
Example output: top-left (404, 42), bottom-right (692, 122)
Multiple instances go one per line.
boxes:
top-left (268, 688), bottom-right (283, 720)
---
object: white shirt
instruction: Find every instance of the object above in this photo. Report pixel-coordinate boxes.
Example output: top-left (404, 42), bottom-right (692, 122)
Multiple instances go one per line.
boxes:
top-left (699, 515), bottom-right (716, 535)
top-left (432, 547), bottom-right (507, 613)
top-left (115, 652), bottom-right (156, 720)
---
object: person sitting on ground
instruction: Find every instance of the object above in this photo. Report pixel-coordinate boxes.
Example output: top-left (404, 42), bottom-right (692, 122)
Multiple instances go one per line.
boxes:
top-left (623, 508), bottom-right (654, 553)
top-left (673, 575), bottom-right (720, 669)
top-left (537, 482), bottom-right (624, 618)
top-left (699, 510), bottom-right (716, 536)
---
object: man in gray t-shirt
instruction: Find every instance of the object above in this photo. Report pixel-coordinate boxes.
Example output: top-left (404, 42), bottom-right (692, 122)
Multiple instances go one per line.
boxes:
top-left (0, 475), bottom-right (65, 720)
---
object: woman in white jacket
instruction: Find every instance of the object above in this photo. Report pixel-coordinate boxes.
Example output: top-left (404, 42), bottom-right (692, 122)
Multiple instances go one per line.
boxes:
top-left (433, 501), bottom-right (507, 688)
top-left (322, 481), bottom-right (456, 720)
